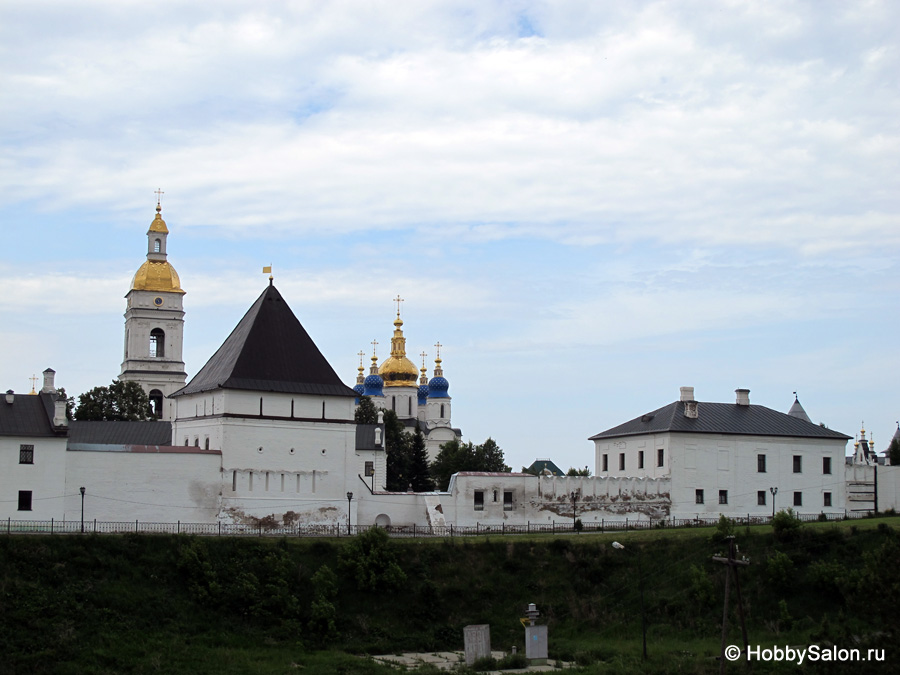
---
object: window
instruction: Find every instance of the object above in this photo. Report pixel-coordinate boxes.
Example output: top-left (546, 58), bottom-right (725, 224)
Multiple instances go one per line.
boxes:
top-left (19, 444), bottom-right (34, 464)
top-left (474, 491), bottom-right (484, 511)
top-left (504, 491), bottom-right (513, 511)
top-left (695, 489), bottom-right (704, 504)
top-left (153, 238), bottom-right (161, 253)
top-left (440, 404), bottom-right (445, 418)
top-left (758, 490), bottom-right (766, 506)
top-left (657, 448), bottom-right (664, 467)
top-left (204, 437), bottom-right (209, 450)
top-left (602, 454), bottom-right (608, 472)
top-left (794, 491), bottom-right (802, 507)
top-left (638, 451), bottom-right (644, 469)
top-left (365, 461), bottom-right (374, 477)
top-left (18, 491), bottom-right (32, 511)
top-left (619, 453), bottom-right (625, 471)
top-left (823, 457), bottom-right (832, 475)
top-left (793, 455), bottom-right (802, 473)
top-left (149, 328), bottom-right (165, 357)
top-left (824, 492), bottom-right (832, 507)
top-left (492, 490), bottom-right (498, 503)
top-left (719, 490), bottom-right (728, 505)
top-left (757, 454), bottom-right (766, 473)
top-left (149, 389), bottom-right (163, 418)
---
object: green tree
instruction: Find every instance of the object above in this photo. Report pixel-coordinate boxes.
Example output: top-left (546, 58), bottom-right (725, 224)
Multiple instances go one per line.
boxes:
top-left (430, 438), bottom-right (511, 491)
top-left (353, 395), bottom-right (379, 424)
top-left (383, 409), bottom-right (411, 492)
top-left (408, 424), bottom-right (435, 492)
top-left (888, 437), bottom-right (900, 466)
top-left (74, 380), bottom-right (152, 421)
top-left (566, 466), bottom-right (592, 476)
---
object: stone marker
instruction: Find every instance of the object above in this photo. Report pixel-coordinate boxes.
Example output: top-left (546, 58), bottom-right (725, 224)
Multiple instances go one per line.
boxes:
top-left (463, 624), bottom-right (491, 666)
top-left (525, 624), bottom-right (548, 663)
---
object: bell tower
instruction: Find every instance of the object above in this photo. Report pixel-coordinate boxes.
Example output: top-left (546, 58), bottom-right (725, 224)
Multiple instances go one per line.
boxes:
top-left (119, 194), bottom-right (187, 421)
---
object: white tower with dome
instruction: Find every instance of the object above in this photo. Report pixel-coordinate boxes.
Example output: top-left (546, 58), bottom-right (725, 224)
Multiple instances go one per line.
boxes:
top-left (119, 197), bottom-right (187, 421)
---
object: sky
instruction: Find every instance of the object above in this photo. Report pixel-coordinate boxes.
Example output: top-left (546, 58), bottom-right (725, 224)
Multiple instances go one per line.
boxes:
top-left (1, 0), bottom-right (898, 472)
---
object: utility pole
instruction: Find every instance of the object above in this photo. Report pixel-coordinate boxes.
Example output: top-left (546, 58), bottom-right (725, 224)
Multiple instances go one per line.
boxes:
top-left (713, 536), bottom-right (750, 674)
top-left (80, 487), bottom-right (86, 533)
top-left (346, 492), bottom-right (353, 535)
top-left (769, 486), bottom-right (778, 520)
top-left (570, 491), bottom-right (578, 531)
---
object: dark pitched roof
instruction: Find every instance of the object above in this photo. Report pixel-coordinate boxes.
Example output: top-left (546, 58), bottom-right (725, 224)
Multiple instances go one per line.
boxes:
top-left (172, 282), bottom-right (357, 398)
top-left (0, 392), bottom-right (67, 437)
top-left (589, 401), bottom-right (851, 441)
top-left (355, 424), bottom-right (382, 452)
top-left (526, 459), bottom-right (565, 476)
top-left (68, 421), bottom-right (173, 446)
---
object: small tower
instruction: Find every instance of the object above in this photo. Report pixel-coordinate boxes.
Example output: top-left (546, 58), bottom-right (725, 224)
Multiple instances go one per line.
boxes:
top-left (378, 297), bottom-right (419, 418)
top-left (787, 392), bottom-right (812, 423)
top-left (119, 195), bottom-right (187, 421)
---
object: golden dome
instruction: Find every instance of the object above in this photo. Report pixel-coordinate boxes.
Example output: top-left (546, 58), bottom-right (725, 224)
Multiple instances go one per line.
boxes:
top-left (131, 260), bottom-right (185, 294)
top-left (379, 355), bottom-right (419, 387)
top-left (148, 205), bottom-right (169, 234)
top-left (379, 314), bottom-right (418, 387)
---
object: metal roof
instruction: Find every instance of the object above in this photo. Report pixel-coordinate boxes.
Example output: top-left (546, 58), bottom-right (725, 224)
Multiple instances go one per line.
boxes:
top-left (68, 420), bottom-right (173, 446)
top-left (0, 392), bottom-right (66, 437)
top-left (172, 282), bottom-right (357, 399)
top-left (590, 400), bottom-right (851, 441)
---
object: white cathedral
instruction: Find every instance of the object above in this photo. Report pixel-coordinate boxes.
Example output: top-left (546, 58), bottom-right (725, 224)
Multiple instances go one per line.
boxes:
top-left (3, 203), bottom-right (899, 530)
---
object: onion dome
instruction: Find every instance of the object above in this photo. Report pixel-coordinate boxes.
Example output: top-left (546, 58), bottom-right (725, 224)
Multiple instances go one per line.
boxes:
top-left (428, 350), bottom-right (450, 399)
top-left (363, 353), bottom-right (384, 397)
top-left (131, 202), bottom-right (185, 294)
top-left (378, 314), bottom-right (418, 387)
top-left (353, 352), bottom-right (366, 399)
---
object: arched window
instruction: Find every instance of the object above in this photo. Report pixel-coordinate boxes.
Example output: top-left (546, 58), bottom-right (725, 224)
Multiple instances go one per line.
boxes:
top-left (149, 328), bottom-right (165, 357)
top-left (153, 239), bottom-right (161, 253)
top-left (148, 389), bottom-right (164, 418)
top-left (440, 404), bottom-right (445, 418)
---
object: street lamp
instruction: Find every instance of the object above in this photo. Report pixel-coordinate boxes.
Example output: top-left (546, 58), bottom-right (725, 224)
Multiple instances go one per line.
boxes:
top-left (612, 541), bottom-right (647, 661)
top-left (769, 487), bottom-right (778, 520)
top-left (346, 491), bottom-right (353, 535)
top-left (79, 487), bottom-right (86, 533)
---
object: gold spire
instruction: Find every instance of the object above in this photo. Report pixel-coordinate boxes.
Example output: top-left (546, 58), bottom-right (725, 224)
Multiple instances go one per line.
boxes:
top-left (378, 298), bottom-right (418, 387)
top-left (132, 197), bottom-right (184, 293)
top-left (433, 341), bottom-right (444, 377)
top-left (419, 351), bottom-right (429, 385)
top-left (369, 340), bottom-right (379, 375)
top-left (357, 351), bottom-right (365, 385)
top-left (29, 374), bottom-right (37, 395)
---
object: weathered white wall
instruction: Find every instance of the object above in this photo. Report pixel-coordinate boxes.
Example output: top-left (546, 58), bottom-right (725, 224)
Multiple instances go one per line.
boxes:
top-left (63, 448), bottom-right (222, 523)
top-left (0, 435), bottom-right (68, 520)
top-left (668, 433), bottom-right (848, 519)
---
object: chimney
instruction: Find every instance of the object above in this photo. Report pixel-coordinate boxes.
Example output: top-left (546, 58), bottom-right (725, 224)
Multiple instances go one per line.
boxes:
top-left (680, 386), bottom-right (698, 419)
top-left (5, 390), bottom-right (14, 404)
top-left (42, 368), bottom-right (56, 393)
top-left (53, 393), bottom-right (68, 427)
top-left (735, 389), bottom-right (750, 406)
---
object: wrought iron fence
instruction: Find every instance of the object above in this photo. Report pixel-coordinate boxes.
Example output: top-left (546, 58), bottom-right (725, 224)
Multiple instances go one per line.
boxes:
top-left (2, 508), bottom-right (877, 539)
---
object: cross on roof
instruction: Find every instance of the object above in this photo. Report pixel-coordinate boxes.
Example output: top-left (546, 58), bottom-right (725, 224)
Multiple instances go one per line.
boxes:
top-left (154, 188), bottom-right (164, 206)
top-left (371, 339), bottom-right (379, 357)
top-left (393, 294), bottom-right (404, 317)
top-left (434, 341), bottom-right (442, 360)
top-left (420, 351), bottom-right (428, 368)
top-left (358, 351), bottom-right (365, 368)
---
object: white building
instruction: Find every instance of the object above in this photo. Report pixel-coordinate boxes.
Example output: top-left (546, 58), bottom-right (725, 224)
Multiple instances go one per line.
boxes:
top-left (589, 386), bottom-right (853, 519)
top-left (4, 202), bottom-right (900, 530)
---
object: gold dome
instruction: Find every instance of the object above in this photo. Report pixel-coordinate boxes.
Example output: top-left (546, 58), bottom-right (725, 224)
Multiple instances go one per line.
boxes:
top-left (131, 260), bottom-right (185, 294)
top-left (378, 314), bottom-right (418, 387)
top-left (148, 205), bottom-right (169, 234)
top-left (379, 354), bottom-right (419, 387)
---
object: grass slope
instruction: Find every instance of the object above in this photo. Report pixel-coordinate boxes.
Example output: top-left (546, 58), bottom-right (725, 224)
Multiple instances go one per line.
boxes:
top-left (1, 517), bottom-right (898, 674)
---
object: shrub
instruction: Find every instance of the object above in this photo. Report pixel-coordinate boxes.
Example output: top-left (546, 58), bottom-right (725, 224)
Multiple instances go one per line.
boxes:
top-left (338, 526), bottom-right (407, 591)
top-left (772, 508), bottom-right (802, 541)
top-left (715, 514), bottom-right (736, 540)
